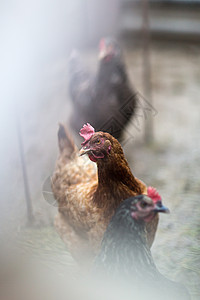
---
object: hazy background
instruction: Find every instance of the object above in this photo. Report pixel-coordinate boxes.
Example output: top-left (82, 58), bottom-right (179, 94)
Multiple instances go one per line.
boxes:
top-left (0, 1), bottom-right (200, 299)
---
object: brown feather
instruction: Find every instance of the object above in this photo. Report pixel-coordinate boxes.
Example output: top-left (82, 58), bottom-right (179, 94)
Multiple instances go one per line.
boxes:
top-left (52, 125), bottom-right (158, 264)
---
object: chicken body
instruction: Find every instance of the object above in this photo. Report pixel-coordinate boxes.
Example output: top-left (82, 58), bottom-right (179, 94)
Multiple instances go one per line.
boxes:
top-left (52, 124), bottom-right (158, 264)
top-left (93, 196), bottom-right (190, 300)
top-left (68, 37), bottom-right (137, 140)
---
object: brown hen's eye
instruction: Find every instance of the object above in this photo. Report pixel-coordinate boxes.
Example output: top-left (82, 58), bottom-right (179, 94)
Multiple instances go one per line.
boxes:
top-left (96, 139), bottom-right (101, 144)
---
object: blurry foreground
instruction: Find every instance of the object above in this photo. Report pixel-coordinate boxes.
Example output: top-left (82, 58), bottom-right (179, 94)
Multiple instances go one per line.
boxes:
top-left (1, 1), bottom-right (200, 299)
top-left (0, 42), bottom-right (200, 299)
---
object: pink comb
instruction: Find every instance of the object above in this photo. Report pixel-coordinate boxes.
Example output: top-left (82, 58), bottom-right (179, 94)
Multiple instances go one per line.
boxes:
top-left (99, 38), bottom-right (105, 50)
top-left (79, 123), bottom-right (95, 145)
top-left (147, 187), bottom-right (162, 203)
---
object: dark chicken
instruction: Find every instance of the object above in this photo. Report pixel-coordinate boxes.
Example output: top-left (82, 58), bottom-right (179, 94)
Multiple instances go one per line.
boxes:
top-left (68, 37), bottom-right (137, 140)
top-left (52, 123), bottom-right (158, 264)
top-left (93, 191), bottom-right (190, 300)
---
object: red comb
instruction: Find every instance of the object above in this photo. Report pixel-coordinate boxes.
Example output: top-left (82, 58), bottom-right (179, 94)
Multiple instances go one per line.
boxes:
top-left (79, 123), bottom-right (95, 145)
top-left (99, 38), bottom-right (105, 50)
top-left (147, 187), bottom-right (162, 203)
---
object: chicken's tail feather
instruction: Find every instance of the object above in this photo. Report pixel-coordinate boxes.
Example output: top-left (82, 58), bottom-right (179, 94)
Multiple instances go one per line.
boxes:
top-left (58, 123), bottom-right (77, 156)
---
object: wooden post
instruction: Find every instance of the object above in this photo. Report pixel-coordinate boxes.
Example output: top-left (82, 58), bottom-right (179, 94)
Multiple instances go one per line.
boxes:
top-left (16, 110), bottom-right (34, 225)
top-left (141, 0), bottom-right (154, 144)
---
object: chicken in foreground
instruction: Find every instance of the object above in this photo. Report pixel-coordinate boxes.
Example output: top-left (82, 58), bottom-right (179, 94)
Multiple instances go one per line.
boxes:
top-left (51, 123), bottom-right (158, 264)
top-left (68, 37), bottom-right (137, 140)
top-left (93, 191), bottom-right (190, 300)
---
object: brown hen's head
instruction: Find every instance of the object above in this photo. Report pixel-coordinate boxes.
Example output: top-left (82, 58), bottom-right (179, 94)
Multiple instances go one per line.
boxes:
top-left (130, 187), bottom-right (170, 223)
top-left (79, 123), bottom-right (122, 162)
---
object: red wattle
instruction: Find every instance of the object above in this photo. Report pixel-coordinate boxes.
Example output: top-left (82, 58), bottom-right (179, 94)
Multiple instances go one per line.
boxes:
top-left (88, 154), bottom-right (97, 162)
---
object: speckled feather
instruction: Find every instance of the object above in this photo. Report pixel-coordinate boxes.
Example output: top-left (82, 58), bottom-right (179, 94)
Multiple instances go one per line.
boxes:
top-left (93, 196), bottom-right (190, 300)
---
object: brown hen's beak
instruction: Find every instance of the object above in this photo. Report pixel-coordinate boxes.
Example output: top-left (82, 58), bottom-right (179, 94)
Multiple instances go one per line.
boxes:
top-left (79, 147), bottom-right (91, 156)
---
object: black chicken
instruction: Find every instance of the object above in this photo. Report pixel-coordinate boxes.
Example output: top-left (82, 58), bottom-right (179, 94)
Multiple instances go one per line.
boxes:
top-left (93, 189), bottom-right (190, 300)
top-left (68, 37), bottom-right (137, 140)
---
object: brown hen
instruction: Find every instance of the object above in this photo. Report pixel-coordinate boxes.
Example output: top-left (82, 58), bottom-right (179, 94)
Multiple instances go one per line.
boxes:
top-left (51, 123), bottom-right (158, 264)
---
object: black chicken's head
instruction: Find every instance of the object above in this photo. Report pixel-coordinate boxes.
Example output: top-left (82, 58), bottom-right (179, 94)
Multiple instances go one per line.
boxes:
top-left (130, 195), bottom-right (169, 223)
top-left (130, 189), bottom-right (169, 223)
top-left (79, 123), bottom-right (122, 162)
top-left (99, 37), bottom-right (121, 62)
top-left (114, 188), bottom-right (169, 225)
top-left (98, 37), bottom-right (127, 86)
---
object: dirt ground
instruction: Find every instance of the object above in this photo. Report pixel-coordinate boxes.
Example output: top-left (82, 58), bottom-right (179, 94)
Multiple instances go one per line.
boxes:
top-left (1, 40), bottom-right (200, 299)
